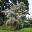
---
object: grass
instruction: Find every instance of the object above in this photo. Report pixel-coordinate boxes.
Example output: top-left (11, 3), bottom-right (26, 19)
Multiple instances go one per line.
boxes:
top-left (0, 26), bottom-right (32, 32)
top-left (20, 27), bottom-right (32, 32)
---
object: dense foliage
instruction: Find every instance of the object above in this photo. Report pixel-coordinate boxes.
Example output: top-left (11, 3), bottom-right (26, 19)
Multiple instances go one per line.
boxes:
top-left (0, 0), bottom-right (29, 29)
top-left (3, 2), bottom-right (29, 29)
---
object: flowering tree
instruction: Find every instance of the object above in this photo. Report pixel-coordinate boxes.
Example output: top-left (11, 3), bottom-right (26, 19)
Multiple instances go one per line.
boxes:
top-left (4, 2), bottom-right (29, 29)
top-left (0, 1), bottom-right (29, 29)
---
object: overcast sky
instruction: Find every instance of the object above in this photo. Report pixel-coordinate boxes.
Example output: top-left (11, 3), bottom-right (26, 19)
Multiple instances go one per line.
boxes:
top-left (28, 0), bottom-right (32, 15)
top-left (26, 0), bottom-right (32, 18)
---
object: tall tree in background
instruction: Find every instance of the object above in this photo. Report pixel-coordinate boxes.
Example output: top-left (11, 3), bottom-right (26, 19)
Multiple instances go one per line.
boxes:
top-left (4, 2), bottom-right (29, 29)
top-left (0, 0), bottom-right (29, 29)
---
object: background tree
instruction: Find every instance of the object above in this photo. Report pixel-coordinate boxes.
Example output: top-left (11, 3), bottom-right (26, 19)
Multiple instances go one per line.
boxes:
top-left (0, 0), bottom-right (29, 29)
top-left (3, 2), bottom-right (29, 29)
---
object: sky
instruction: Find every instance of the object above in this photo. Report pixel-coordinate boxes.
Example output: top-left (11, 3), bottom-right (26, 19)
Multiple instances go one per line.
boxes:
top-left (26, 0), bottom-right (32, 18)
top-left (28, 0), bottom-right (32, 15)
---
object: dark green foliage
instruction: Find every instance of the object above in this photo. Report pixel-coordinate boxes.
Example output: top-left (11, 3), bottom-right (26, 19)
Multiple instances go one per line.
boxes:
top-left (0, 0), bottom-right (29, 10)
top-left (0, 11), bottom-right (7, 25)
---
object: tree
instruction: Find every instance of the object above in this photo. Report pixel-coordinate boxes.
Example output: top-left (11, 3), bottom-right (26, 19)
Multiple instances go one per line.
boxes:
top-left (0, 0), bottom-right (29, 29)
top-left (4, 2), bottom-right (29, 29)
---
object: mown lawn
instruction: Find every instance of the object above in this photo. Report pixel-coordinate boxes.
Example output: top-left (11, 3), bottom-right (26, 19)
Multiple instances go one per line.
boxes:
top-left (0, 26), bottom-right (32, 32)
top-left (20, 28), bottom-right (32, 32)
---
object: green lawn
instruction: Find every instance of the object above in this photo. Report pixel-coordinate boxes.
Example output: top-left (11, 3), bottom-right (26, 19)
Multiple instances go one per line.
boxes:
top-left (20, 28), bottom-right (32, 32)
top-left (0, 26), bottom-right (32, 32)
